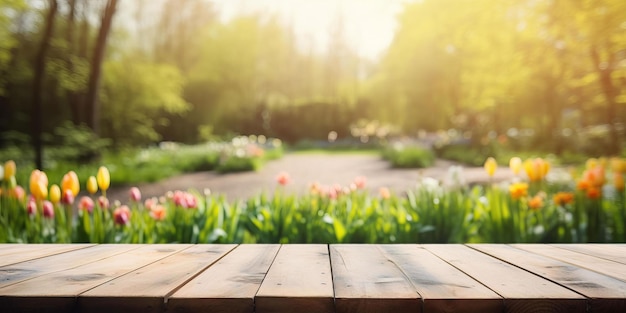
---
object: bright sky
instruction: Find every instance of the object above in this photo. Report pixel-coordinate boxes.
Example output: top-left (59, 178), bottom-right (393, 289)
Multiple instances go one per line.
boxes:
top-left (212, 0), bottom-right (411, 60)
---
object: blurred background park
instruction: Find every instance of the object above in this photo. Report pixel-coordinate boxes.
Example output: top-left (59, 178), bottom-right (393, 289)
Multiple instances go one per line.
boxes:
top-left (0, 0), bottom-right (625, 181)
top-left (2, 0), bottom-right (626, 244)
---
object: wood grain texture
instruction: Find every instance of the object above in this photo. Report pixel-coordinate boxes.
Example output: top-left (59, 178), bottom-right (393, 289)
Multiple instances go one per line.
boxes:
top-left (513, 244), bottom-right (626, 282)
top-left (380, 244), bottom-right (503, 313)
top-left (169, 244), bottom-right (280, 313)
top-left (0, 244), bottom-right (190, 312)
top-left (0, 244), bottom-right (139, 288)
top-left (256, 244), bottom-right (334, 313)
top-left (330, 244), bottom-right (421, 313)
top-left (425, 244), bottom-right (586, 313)
top-left (470, 244), bottom-right (626, 312)
top-left (551, 244), bottom-right (626, 265)
top-left (78, 244), bottom-right (236, 313)
top-left (0, 244), bottom-right (93, 267)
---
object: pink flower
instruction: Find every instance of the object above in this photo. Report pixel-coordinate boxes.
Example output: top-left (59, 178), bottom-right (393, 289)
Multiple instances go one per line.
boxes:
top-left (61, 189), bottom-right (75, 205)
top-left (113, 205), bottom-right (131, 226)
top-left (10, 185), bottom-right (25, 201)
top-left (185, 193), bottom-right (197, 209)
top-left (173, 190), bottom-right (187, 207)
top-left (27, 199), bottom-right (37, 216)
top-left (379, 187), bottom-right (391, 199)
top-left (276, 172), bottom-right (290, 186)
top-left (129, 187), bottom-right (141, 202)
top-left (150, 205), bottom-right (166, 221)
top-left (354, 176), bottom-right (367, 189)
top-left (98, 196), bottom-right (110, 210)
top-left (79, 196), bottom-right (94, 213)
top-left (42, 200), bottom-right (54, 219)
top-left (144, 197), bottom-right (157, 211)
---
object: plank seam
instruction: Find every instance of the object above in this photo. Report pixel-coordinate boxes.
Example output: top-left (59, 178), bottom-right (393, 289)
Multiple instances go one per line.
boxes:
top-left (162, 244), bottom-right (240, 305)
top-left (252, 244), bottom-right (283, 313)
top-left (424, 245), bottom-right (507, 302)
top-left (549, 244), bottom-right (626, 265)
top-left (465, 244), bottom-right (592, 301)
top-left (0, 244), bottom-right (97, 268)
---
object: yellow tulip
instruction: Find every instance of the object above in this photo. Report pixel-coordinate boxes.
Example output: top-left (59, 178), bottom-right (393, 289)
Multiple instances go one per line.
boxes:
top-left (97, 166), bottom-right (110, 191)
top-left (509, 157), bottom-right (522, 175)
top-left (615, 173), bottom-right (625, 191)
top-left (484, 157), bottom-right (497, 177)
top-left (33, 181), bottom-right (48, 200)
top-left (49, 184), bottom-right (61, 203)
top-left (61, 171), bottom-right (80, 197)
top-left (4, 160), bottom-right (16, 180)
top-left (87, 176), bottom-right (98, 195)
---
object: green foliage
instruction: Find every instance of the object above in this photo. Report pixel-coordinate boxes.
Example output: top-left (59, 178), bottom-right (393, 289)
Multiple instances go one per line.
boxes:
top-left (382, 144), bottom-right (435, 168)
top-left (100, 58), bottom-right (189, 146)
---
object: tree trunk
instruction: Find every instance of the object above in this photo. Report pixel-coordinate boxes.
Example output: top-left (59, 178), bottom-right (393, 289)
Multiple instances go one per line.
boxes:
top-left (84, 0), bottom-right (118, 134)
top-left (65, 0), bottom-right (81, 125)
top-left (31, 0), bottom-right (58, 169)
top-left (590, 46), bottom-right (621, 155)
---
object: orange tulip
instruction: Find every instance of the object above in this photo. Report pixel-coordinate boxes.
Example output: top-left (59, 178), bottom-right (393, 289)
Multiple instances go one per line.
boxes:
top-left (528, 195), bottom-right (543, 211)
top-left (29, 170), bottom-right (48, 200)
top-left (509, 182), bottom-right (529, 200)
top-left (61, 171), bottom-right (80, 197)
top-left (614, 173), bottom-right (625, 191)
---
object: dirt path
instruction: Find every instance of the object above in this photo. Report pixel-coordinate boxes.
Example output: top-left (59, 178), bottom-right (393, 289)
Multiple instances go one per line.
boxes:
top-left (107, 153), bottom-right (514, 203)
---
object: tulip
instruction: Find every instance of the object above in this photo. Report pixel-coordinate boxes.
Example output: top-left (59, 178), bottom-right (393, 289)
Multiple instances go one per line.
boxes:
top-left (30, 170), bottom-right (48, 200)
top-left (129, 187), bottom-right (141, 202)
top-left (49, 184), bottom-right (61, 204)
top-left (27, 199), bottom-right (37, 216)
top-left (98, 196), bottom-right (110, 210)
top-left (484, 157), bottom-right (497, 177)
top-left (509, 157), bottom-right (522, 175)
top-left (553, 192), bottom-right (574, 206)
top-left (276, 171), bottom-right (290, 186)
top-left (353, 176), bottom-right (367, 189)
top-left (61, 171), bottom-right (80, 197)
top-left (97, 166), bottom-right (110, 192)
top-left (379, 187), bottom-right (391, 199)
top-left (61, 189), bottom-right (75, 205)
top-left (150, 205), bottom-right (167, 221)
top-left (113, 205), bottom-right (131, 226)
top-left (10, 185), bottom-right (25, 201)
top-left (4, 160), bottom-right (16, 181)
top-left (79, 196), bottom-right (94, 213)
top-left (42, 200), bottom-right (54, 219)
top-left (509, 182), bottom-right (528, 200)
top-left (528, 195), bottom-right (543, 211)
top-left (87, 176), bottom-right (98, 195)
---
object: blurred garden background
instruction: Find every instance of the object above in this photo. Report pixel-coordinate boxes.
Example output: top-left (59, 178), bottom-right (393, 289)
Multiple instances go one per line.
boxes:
top-left (1, 0), bottom-right (625, 244)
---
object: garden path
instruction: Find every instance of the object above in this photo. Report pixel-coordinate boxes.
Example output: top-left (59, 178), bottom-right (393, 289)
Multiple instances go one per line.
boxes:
top-left (107, 153), bottom-right (515, 203)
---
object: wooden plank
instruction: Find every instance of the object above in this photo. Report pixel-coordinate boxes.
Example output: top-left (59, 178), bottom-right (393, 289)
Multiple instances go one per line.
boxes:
top-left (514, 244), bottom-right (626, 282)
top-left (551, 244), bottom-right (626, 265)
top-left (0, 244), bottom-right (191, 312)
top-left (471, 244), bottom-right (626, 312)
top-left (425, 244), bottom-right (586, 313)
top-left (0, 244), bottom-right (140, 288)
top-left (256, 244), bottom-right (334, 313)
top-left (168, 244), bottom-right (280, 313)
top-left (330, 244), bottom-right (421, 313)
top-left (78, 244), bottom-right (236, 313)
top-left (379, 244), bottom-right (503, 313)
top-left (0, 244), bottom-right (94, 267)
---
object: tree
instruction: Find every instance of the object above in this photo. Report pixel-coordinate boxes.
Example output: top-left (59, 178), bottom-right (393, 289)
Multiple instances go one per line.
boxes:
top-left (32, 0), bottom-right (58, 169)
top-left (84, 0), bottom-right (117, 135)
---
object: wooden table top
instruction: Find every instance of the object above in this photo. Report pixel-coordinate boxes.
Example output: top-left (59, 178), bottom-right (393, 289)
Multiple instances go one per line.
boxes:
top-left (0, 244), bottom-right (624, 313)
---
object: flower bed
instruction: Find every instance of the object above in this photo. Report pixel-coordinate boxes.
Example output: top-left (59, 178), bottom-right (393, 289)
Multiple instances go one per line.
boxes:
top-left (0, 156), bottom-right (625, 243)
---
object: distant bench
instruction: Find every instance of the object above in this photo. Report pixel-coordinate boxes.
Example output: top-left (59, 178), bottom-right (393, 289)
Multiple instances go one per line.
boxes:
top-left (0, 243), bottom-right (625, 312)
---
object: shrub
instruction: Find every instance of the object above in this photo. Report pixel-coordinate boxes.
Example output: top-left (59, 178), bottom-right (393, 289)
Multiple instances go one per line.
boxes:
top-left (382, 144), bottom-right (435, 168)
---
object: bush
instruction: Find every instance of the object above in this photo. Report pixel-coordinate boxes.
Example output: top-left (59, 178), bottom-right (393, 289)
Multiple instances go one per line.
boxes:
top-left (382, 144), bottom-right (435, 168)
